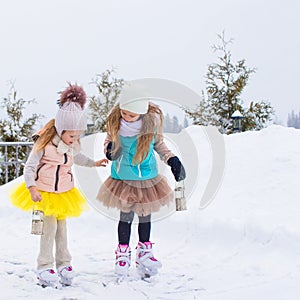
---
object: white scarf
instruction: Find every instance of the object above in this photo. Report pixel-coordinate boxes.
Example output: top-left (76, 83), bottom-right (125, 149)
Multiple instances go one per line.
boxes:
top-left (119, 118), bottom-right (142, 137)
top-left (52, 135), bottom-right (80, 156)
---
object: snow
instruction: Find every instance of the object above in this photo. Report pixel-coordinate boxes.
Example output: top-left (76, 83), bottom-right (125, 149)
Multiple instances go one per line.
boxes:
top-left (232, 110), bottom-right (243, 118)
top-left (1, 125), bottom-right (300, 299)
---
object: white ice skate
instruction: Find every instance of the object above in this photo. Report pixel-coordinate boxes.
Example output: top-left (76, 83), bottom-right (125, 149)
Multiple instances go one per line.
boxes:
top-left (36, 268), bottom-right (60, 288)
top-left (136, 241), bottom-right (162, 279)
top-left (115, 244), bottom-right (131, 279)
top-left (57, 265), bottom-right (75, 286)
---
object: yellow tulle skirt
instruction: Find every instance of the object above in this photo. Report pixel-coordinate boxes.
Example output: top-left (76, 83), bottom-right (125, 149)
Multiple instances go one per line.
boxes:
top-left (9, 182), bottom-right (89, 220)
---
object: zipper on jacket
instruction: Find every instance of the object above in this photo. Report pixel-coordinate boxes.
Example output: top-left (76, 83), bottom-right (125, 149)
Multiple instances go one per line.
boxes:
top-left (35, 163), bottom-right (46, 181)
top-left (54, 165), bottom-right (60, 191)
top-left (64, 153), bottom-right (68, 164)
top-left (137, 164), bottom-right (142, 178)
top-left (116, 154), bottom-right (123, 174)
top-left (68, 171), bottom-right (73, 182)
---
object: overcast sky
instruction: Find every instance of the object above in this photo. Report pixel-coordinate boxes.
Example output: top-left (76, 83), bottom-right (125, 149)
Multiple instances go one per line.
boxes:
top-left (1, 0), bottom-right (299, 125)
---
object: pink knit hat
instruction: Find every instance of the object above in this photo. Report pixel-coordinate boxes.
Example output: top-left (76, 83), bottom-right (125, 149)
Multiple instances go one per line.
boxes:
top-left (55, 83), bottom-right (87, 137)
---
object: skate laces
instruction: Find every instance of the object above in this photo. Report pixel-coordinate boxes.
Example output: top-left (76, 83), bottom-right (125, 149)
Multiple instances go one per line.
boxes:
top-left (115, 244), bottom-right (131, 266)
top-left (37, 268), bottom-right (58, 282)
top-left (38, 268), bottom-right (55, 276)
top-left (136, 241), bottom-right (158, 261)
top-left (57, 265), bottom-right (75, 279)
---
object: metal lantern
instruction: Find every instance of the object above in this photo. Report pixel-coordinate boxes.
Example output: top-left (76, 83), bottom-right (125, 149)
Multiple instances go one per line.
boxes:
top-left (231, 110), bottom-right (243, 133)
top-left (31, 209), bottom-right (44, 235)
top-left (175, 180), bottom-right (187, 211)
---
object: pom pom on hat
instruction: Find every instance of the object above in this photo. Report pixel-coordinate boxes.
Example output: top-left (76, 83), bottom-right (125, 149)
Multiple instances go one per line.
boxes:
top-left (58, 83), bottom-right (87, 108)
top-left (119, 82), bottom-right (150, 114)
top-left (55, 83), bottom-right (87, 137)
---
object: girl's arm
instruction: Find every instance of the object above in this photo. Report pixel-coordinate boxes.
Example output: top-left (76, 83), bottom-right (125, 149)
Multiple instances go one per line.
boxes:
top-left (74, 153), bottom-right (108, 167)
top-left (24, 149), bottom-right (44, 202)
top-left (153, 116), bottom-right (186, 181)
top-left (154, 134), bottom-right (186, 182)
top-left (74, 153), bottom-right (97, 167)
top-left (153, 112), bottom-right (175, 163)
top-left (24, 149), bottom-right (44, 189)
top-left (154, 133), bottom-right (175, 163)
top-left (103, 132), bottom-right (112, 154)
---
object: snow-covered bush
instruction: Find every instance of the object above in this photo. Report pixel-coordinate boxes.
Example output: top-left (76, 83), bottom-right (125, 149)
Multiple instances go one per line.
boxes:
top-left (0, 83), bottom-right (42, 184)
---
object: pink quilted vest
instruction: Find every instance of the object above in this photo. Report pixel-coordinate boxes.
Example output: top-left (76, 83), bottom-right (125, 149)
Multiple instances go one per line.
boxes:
top-left (35, 142), bottom-right (74, 193)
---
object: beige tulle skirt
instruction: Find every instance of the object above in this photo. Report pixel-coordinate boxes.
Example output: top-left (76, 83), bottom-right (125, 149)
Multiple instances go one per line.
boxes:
top-left (96, 175), bottom-right (174, 216)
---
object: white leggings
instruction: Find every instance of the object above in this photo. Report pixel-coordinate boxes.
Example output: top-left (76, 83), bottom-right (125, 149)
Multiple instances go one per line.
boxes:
top-left (37, 216), bottom-right (71, 270)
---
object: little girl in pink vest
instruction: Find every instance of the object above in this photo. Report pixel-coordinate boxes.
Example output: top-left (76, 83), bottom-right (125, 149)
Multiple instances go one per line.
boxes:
top-left (10, 83), bottom-right (108, 287)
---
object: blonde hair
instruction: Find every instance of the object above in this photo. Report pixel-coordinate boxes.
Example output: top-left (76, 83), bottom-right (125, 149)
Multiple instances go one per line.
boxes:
top-left (33, 119), bottom-right (57, 152)
top-left (106, 103), bottom-right (164, 165)
top-left (33, 119), bottom-right (83, 153)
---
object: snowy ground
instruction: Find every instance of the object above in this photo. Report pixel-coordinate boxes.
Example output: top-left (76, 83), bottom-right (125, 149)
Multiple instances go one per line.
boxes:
top-left (1, 125), bottom-right (300, 300)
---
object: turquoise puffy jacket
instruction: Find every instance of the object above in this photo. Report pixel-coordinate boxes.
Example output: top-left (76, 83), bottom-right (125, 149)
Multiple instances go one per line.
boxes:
top-left (111, 135), bottom-right (158, 180)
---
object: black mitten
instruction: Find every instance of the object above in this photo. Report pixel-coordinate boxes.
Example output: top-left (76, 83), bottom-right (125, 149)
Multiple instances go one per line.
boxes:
top-left (106, 142), bottom-right (122, 161)
top-left (167, 156), bottom-right (186, 182)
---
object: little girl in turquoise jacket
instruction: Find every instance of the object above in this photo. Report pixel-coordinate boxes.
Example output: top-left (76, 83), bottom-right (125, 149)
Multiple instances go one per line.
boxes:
top-left (97, 82), bottom-right (186, 279)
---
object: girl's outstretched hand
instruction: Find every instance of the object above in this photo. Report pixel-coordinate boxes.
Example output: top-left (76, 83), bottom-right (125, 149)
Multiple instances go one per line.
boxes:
top-left (29, 186), bottom-right (42, 202)
top-left (94, 158), bottom-right (109, 167)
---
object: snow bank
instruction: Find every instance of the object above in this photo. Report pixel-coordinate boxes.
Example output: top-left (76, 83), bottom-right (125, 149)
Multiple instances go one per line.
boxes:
top-left (1, 125), bottom-right (300, 299)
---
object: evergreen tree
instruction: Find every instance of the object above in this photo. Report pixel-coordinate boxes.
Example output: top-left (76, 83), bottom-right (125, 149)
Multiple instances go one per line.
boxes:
top-left (172, 116), bottom-right (182, 133)
top-left (243, 101), bottom-right (274, 131)
top-left (163, 113), bottom-right (172, 132)
top-left (0, 83), bottom-right (42, 184)
top-left (163, 113), bottom-right (186, 133)
top-left (183, 116), bottom-right (189, 128)
top-left (287, 110), bottom-right (300, 128)
top-left (184, 32), bottom-right (274, 133)
top-left (287, 111), bottom-right (294, 127)
top-left (184, 91), bottom-right (213, 126)
top-left (88, 68), bottom-right (124, 133)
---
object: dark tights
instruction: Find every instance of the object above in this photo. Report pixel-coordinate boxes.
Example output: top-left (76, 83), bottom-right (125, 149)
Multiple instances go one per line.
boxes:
top-left (118, 211), bottom-right (151, 245)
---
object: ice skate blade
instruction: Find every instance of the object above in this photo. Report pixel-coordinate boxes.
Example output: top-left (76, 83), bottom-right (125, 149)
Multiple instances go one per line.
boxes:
top-left (59, 278), bottom-right (72, 286)
top-left (37, 280), bottom-right (61, 289)
top-left (137, 265), bottom-right (157, 281)
top-left (116, 275), bottom-right (126, 284)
